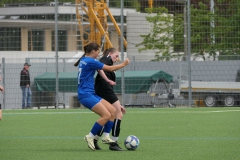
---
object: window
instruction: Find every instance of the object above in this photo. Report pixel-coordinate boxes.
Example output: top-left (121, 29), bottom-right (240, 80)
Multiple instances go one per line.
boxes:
top-left (0, 27), bottom-right (21, 51)
top-left (28, 30), bottom-right (44, 51)
top-left (52, 30), bottom-right (67, 51)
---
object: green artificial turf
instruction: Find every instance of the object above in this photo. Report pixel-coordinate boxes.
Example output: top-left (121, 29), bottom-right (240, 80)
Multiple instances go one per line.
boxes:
top-left (0, 108), bottom-right (240, 160)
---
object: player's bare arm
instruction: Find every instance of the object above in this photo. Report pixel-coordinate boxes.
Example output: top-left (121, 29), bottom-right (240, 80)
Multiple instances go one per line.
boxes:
top-left (98, 70), bottom-right (116, 86)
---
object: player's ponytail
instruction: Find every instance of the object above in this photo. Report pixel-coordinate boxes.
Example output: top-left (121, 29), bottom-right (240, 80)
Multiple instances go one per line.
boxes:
top-left (103, 48), bottom-right (109, 56)
top-left (74, 53), bottom-right (86, 67)
top-left (74, 44), bottom-right (88, 67)
top-left (74, 42), bottom-right (101, 67)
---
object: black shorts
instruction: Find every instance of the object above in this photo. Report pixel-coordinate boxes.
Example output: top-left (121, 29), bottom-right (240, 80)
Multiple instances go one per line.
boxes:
top-left (95, 81), bottom-right (118, 104)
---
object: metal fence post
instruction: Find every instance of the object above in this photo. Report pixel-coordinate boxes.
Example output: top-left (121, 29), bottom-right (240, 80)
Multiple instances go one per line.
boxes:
top-left (187, 0), bottom-right (192, 107)
top-left (132, 56), bottom-right (135, 71)
top-left (120, 0), bottom-right (125, 107)
top-left (2, 58), bottom-right (6, 109)
top-left (63, 59), bottom-right (66, 107)
top-left (55, 0), bottom-right (59, 109)
top-left (25, 58), bottom-right (30, 64)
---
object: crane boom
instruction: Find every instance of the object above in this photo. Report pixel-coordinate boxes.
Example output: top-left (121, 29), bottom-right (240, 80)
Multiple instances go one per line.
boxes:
top-left (76, 0), bottom-right (127, 51)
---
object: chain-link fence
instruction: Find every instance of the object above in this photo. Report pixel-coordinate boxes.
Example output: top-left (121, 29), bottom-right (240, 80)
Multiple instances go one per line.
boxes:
top-left (0, 56), bottom-right (240, 109)
top-left (0, 0), bottom-right (240, 109)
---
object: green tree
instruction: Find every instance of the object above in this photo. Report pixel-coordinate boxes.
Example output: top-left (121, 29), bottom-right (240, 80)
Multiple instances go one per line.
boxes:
top-left (109, 0), bottom-right (139, 9)
top-left (215, 0), bottom-right (240, 60)
top-left (136, 7), bottom-right (183, 61)
top-left (190, 0), bottom-right (240, 60)
top-left (136, 1), bottom-right (240, 61)
top-left (190, 2), bottom-right (215, 60)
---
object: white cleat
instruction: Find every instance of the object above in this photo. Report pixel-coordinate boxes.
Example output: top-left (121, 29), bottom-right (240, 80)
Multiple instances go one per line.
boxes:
top-left (102, 136), bottom-right (117, 145)
top-left (84, 135), bottom-right (95, 151)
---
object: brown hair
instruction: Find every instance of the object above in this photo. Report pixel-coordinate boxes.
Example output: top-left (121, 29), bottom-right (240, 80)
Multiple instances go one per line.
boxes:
top-left (102, 48), bottom-right (117, 56)
top-left (74, 42), bottom-right (100, 67)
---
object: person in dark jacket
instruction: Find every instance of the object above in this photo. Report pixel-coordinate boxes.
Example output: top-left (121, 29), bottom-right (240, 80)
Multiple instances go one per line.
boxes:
top-left (20, 63), bottom-right (32, 109)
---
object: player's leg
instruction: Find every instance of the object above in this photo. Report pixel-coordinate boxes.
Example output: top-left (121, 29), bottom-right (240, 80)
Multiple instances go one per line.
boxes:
top-left (111, 100), bottom-right (124, 141)
top-left (0, 104), bottom-right (2, 120)
top-left (99, 99), bottom-right (117, 144)
top-left (93, 99), bottom-right (117, 150)
top-left (109, 100), bottom-right (125, 151)
top-left (94, 127), bottom-right (104, 150)
top-left (81, 95), bottom-right (111, 151)
top-left (21, 86), bottom-right (27, 109)
top-left (27, 87), bottom-right (32, 108)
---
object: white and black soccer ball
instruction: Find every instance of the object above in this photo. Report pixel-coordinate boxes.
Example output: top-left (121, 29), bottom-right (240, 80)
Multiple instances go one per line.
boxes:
top-left (124, 135), bottom-right (140, 150)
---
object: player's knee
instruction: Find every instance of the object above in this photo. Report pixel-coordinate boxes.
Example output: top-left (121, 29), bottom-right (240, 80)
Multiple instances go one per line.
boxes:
top-left (114, 106), bottom-right (123, 118)
top-left (110, 107), bottom-right (116, 117)
top-left (102, 111), bottom-right (111, 120)
top-left (116, 112), bottom-right (123, 119)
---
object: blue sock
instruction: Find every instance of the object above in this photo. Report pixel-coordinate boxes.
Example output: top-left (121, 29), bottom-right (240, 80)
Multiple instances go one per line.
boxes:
top-left (103, 121), bottom-right (114, 133)
top-left (90, 122), bottom-right (103, 136)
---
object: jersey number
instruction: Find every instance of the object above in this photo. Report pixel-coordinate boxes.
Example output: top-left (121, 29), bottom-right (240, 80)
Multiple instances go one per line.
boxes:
top-left (78, 68), bottom-right (82, 84)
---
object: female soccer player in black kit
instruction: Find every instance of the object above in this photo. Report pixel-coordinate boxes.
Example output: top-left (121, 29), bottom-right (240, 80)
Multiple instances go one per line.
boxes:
top-left (94, 48), bottom-right (126, 151)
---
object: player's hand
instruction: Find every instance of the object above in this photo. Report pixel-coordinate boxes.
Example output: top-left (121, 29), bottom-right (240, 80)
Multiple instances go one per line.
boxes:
top-left (26, 84), bottom-right (29, 88)
top-left (123, 58), bottom-right (130, 66)
top-left (121, 105), bottom-right (126, 114)
top-left (0, 86), bottom-right (4, 93)
top-left (108, 80), bottom-right (116, 86)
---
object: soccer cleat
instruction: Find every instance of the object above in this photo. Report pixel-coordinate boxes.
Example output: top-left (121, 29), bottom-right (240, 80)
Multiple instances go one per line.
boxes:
top-left (101, 136), bottom-right (116, 144)
top-left (109, 142), bottom-right (124, 151)
top-left (84, 135), bottom-right (95, 151)
top-left (94, 139), bottom-right (102, 150)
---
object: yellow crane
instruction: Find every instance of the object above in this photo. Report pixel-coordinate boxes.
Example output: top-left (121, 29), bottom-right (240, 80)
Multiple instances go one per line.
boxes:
top-left (148, 0), bottom-right (153, 8)
top-left (75, 0), bottom-right (127, 51)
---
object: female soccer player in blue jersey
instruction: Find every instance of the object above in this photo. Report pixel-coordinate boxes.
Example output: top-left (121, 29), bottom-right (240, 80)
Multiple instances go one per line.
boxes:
top-left (74, 42), bottom-right (129, 151)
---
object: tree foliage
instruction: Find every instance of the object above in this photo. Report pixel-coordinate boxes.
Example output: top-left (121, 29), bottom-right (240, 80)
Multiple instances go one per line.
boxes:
top-left (136, 1), bottom-right (240, 61)
top-left (136, 7), bottom-right (183, 61)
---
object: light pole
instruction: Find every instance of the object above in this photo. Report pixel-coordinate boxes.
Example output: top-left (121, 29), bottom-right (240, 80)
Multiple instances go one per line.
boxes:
top-left (54, 0), bottom-right (59, 109)
top-left (186, 0), bottom-right (192, 107)
top-left (176, 0), bottom-right (192, 107)
top-left (120, 0), bottom-right (125, 106)
top-left (176, 0), bottom-right (187, 61)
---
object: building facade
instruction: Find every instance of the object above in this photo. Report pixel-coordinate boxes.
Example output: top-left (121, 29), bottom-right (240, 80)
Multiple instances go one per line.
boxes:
top-left (0, 2), bottom-right (136, 52)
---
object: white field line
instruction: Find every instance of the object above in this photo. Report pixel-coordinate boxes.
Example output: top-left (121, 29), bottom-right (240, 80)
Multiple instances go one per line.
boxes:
top-left (2, 109), bottom-right (240, 115)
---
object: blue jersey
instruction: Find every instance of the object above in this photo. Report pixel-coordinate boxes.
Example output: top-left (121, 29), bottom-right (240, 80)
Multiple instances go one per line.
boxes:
top-left (78, 57), bottom-right (104, 99)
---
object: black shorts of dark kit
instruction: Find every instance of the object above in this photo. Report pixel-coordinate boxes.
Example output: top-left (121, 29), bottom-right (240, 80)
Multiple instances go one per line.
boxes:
top-left (95, 82), bottom-right (118, 104)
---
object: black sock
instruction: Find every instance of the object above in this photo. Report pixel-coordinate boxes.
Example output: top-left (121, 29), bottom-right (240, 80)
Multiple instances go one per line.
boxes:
top-left (112, 119), bottom-right (121, 137)
top-left (96, 126), bottom-right (104, 137)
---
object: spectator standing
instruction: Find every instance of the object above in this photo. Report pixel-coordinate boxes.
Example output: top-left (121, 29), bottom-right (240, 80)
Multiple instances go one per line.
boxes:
top-left (20, 63), bottom-right (32, 109)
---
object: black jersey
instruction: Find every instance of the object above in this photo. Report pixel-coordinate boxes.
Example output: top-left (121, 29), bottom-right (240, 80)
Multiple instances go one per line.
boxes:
top-left (95, 55), bottom-right (118, 104)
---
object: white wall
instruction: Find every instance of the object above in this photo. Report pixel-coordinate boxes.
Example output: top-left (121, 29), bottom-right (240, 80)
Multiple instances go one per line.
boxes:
top-left (0, 51), bottom-right (80, 63)
top-left (126, 13), bottom-right (156, 61)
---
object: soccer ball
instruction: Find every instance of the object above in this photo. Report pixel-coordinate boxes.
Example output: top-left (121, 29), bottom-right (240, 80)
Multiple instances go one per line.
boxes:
top-left (124, 135), bottom-right (140, 150)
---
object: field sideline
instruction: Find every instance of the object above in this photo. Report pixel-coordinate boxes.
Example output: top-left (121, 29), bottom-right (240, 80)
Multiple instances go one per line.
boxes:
top-left (0, 107), bottom-right (240, 160)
